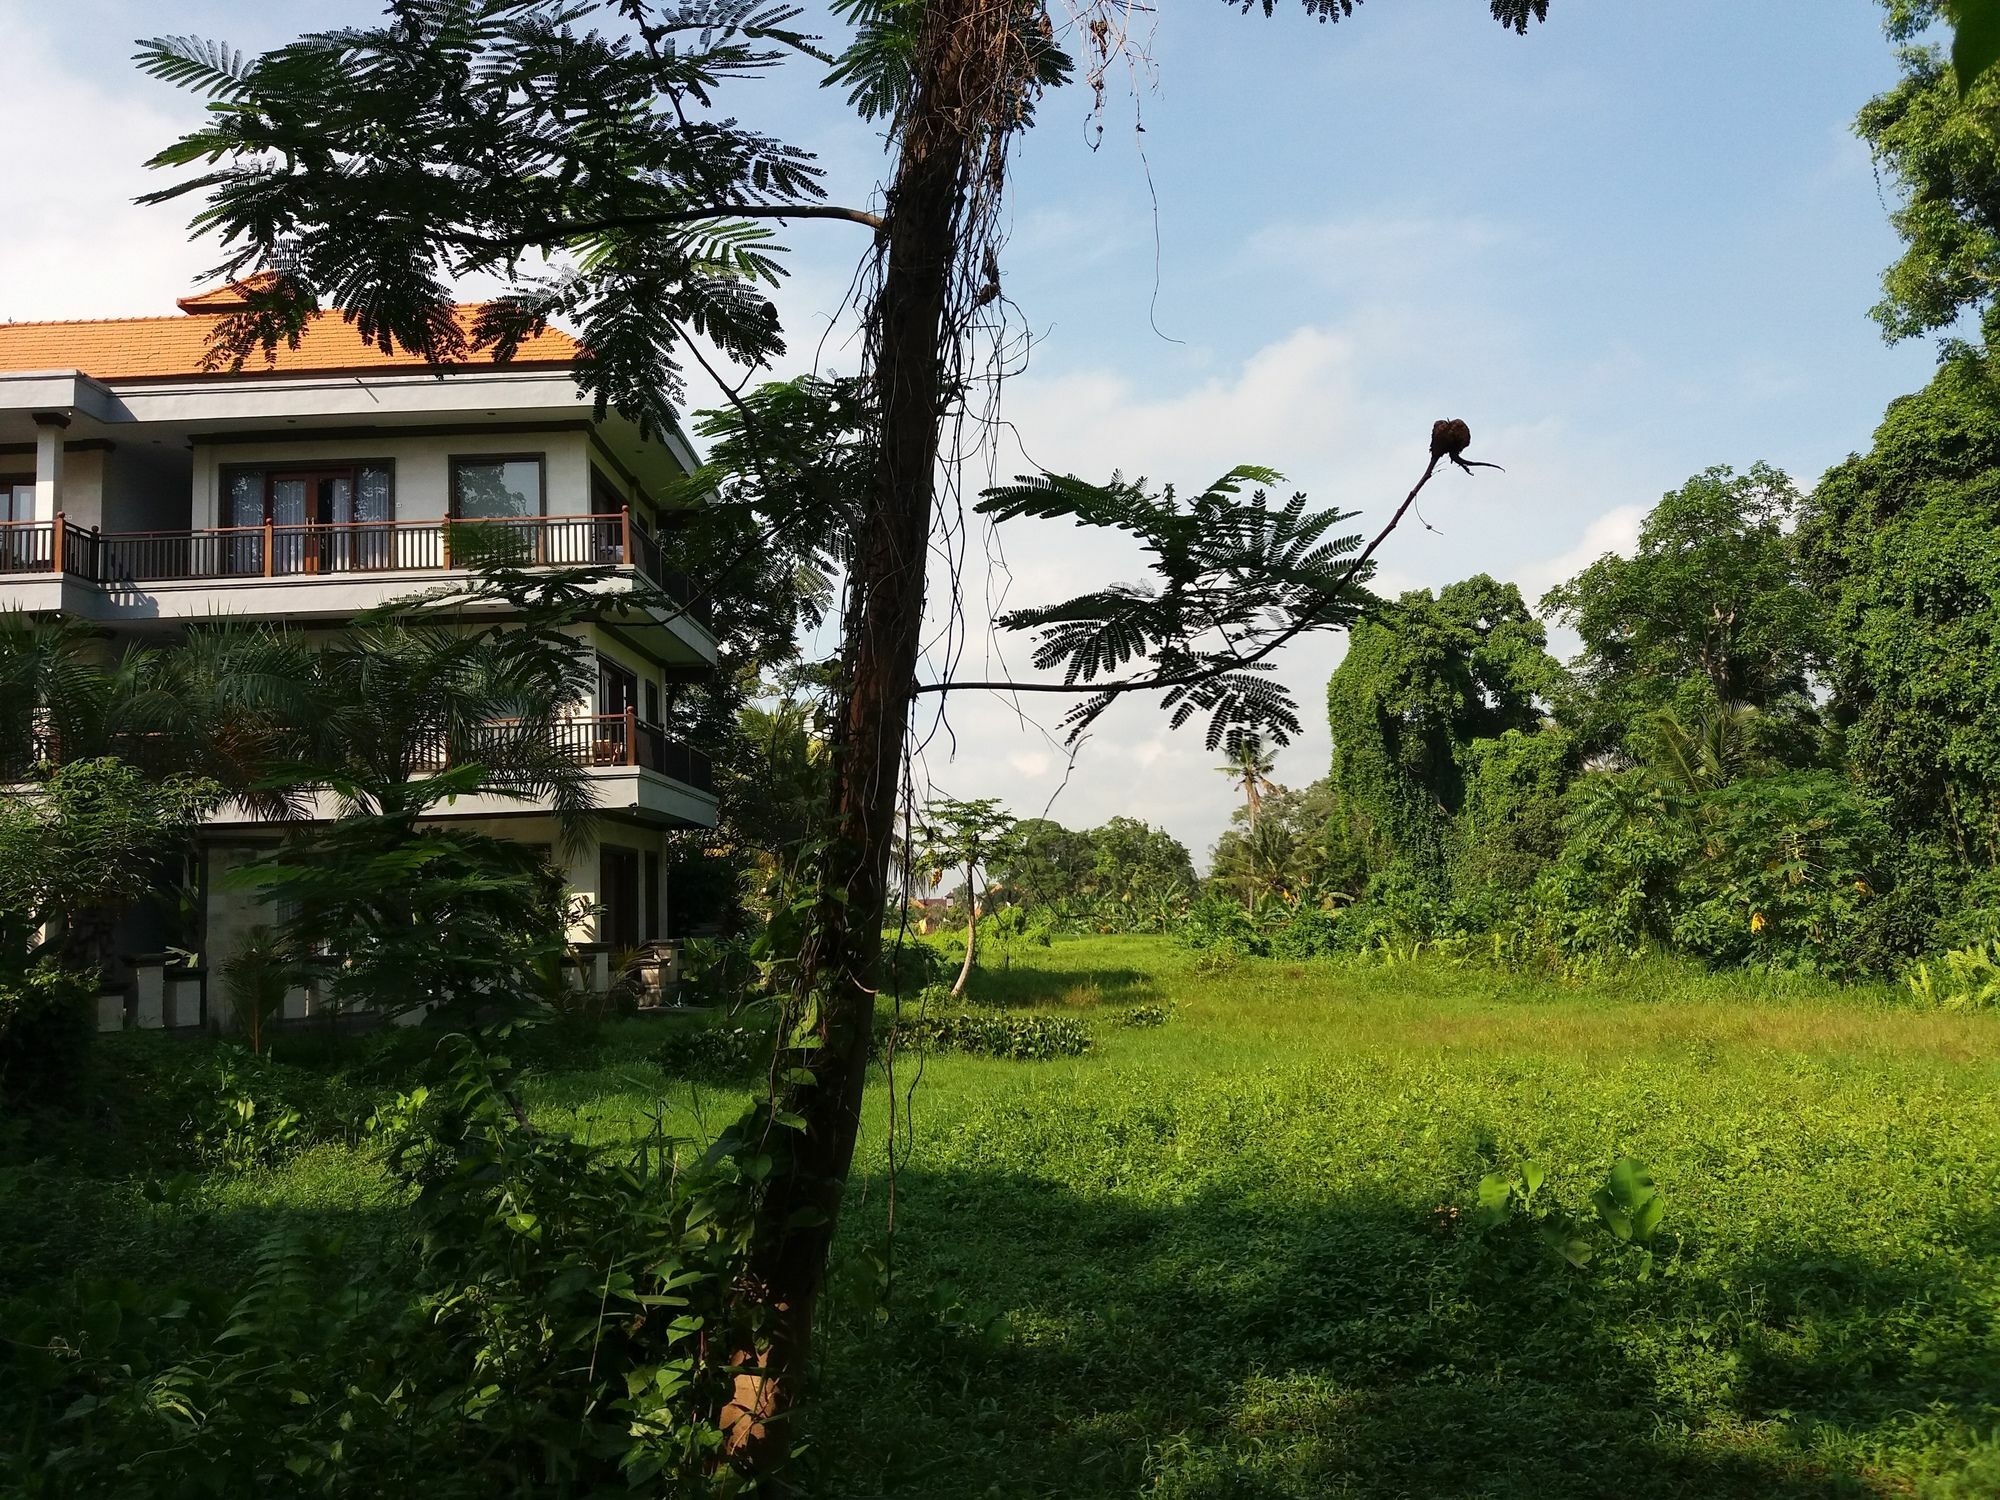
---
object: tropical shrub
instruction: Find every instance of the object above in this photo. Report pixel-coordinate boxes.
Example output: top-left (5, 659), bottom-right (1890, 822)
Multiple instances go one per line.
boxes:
top-left (5, 1032), bottom-right (771, 1496)
top-left (898, 1013), bottom-right (1093, 1061)
top-left (1903, 940), bottom-right (2000, 1010)
top-left (655, 1021), bottom-right (773, 1081)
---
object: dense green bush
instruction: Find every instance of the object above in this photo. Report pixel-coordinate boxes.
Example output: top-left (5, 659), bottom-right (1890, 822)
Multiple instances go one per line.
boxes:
top-left (0, 962), bottom-right (97, 1110)
top-left (3, 1032), bottom-right (772, 1497)
top-left (897, 1012), bottom-right (1093, 1061)
top-left (655, 1020), bottom-right (773, 1081)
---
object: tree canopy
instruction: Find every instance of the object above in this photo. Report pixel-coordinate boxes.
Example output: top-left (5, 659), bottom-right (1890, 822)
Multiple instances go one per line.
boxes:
top-left (1539, 463), bottom-right (1824, 751)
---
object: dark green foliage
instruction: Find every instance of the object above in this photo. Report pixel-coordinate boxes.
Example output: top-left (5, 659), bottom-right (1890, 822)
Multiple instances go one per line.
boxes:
top-left (1541, 464), bottom-right (1824, 754)
top-left (988, 814), bottom-right (1196, 933)
top-left (1454, 728), bottom-right (1576, 898)
top-left (3, 1031), bottom-right (770, 1496)
top-left (0, 964), bottom-right (98, 1112)
top-left (0, 758), bottom-right (216, 1107)
top-left (1326, 575), bottom-right (1561, 889)
top-left (655, 1020), bottom-right (773, 1082)
top-left (992, 818), bottom-right (1099, 910)
top-left (978, 466), bottom-right (1378, 747)
top-left (1209, 777), bottom-right (1376, 912)
top-left (898, 1012), bottom-right (1093, 1061)
top-left (138, 3), bottom-right (833, 439)
top-left (1232, 0), bottom-right (1549, 32)
top-left (1860, 3), bottom-right (2000, 340)
top-left (250, 811), bottom-right (571, 1024)
top-left (1670, 771), bottom-right (1889, 975)
top-left (1803, 357), bottom-right (2000, 948)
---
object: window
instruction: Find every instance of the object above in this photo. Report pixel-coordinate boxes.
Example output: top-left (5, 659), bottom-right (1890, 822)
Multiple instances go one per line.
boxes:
top-left (643, 850), bottom-right (661, 942)
top-left (591, 467), bottom-right (626, 517)
top-left (451, 455), bottom-right (544, 519)
top-left (218, 462), bottom-right (394, 572)
top-left (0, 479), bottom-right (30, 571)
top-left (599, 845), bottom-right (641, 950)
top-left (643, 679), bottom-right (660, 726)
top-left (598, 655), bottom-right (638, 718)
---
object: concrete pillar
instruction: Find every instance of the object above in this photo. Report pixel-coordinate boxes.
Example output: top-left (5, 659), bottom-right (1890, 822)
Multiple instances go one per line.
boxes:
top-left (96, 993), bottom-right (128, 1032)
top-left (168, 973), bottom-right (205, 1029)
top-left (281, 985), bottom-right (311, 1022)
top-left (133, 964), bottom-right (166, 1029)
top-left (31, 413), bottom-right (69, 523)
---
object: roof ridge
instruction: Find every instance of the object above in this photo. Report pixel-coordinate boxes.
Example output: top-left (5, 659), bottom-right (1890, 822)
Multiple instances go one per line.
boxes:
top-left (1, 301), bottom-right (514, 332)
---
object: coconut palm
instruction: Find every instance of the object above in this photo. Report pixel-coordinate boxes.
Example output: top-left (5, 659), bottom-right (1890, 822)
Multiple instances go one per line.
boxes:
top-left (1217, 734), bottom-right (1279, 831)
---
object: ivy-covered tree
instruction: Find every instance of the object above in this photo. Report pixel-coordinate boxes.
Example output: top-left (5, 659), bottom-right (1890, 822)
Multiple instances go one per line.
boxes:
top-left (1802, 354), bottom-right (2000, 947)
top-left (1326, 575), bottom-right (1561, 888)
top-left (1860, 1), bottom-right (2000, 343)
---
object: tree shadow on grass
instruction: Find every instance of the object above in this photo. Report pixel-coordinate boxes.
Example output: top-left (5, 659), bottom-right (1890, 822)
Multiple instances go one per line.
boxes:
top-left (804, 1169), bottom-right (1990, 1498)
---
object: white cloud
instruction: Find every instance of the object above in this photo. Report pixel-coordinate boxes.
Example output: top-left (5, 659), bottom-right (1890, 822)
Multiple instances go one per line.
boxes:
top-left (898, 308), bottom-right (1659, 866)
top-left (1514, 501), bottom-right (1645, 605)
top-left (0, 25), bottom-right (220, 320)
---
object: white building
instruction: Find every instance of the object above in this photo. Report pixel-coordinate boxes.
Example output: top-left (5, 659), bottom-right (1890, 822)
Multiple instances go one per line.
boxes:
top-left (0, 279), bottom-right (719, 1027)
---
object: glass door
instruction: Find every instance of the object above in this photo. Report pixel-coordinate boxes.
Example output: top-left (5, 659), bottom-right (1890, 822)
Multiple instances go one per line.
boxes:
top-left (597, 656), bottom-right (639, 764)
top-left (269, 474), bottom-right (312, 573)
top-left (1, 480), bottom-right (32, 570)
top-left (599, 846), bottom-right (641, 951)
top-left (225, 469), bottom-right (265, 574)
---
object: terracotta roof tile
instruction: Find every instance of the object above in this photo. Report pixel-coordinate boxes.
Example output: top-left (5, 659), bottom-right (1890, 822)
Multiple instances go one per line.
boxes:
top-left (0, 282), bottom-right (581, 382)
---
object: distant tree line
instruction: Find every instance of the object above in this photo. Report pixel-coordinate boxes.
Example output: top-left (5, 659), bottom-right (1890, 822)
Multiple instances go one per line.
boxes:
top-left (1193, 410), bottom-right (2000, 977)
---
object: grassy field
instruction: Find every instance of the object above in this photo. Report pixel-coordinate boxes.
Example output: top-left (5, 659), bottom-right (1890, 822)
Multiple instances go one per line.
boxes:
top-left (9, 935), bottom-right (2000, 1496)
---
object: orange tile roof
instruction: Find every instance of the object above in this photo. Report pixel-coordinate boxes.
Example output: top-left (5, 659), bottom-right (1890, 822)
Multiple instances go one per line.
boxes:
top-left (0, 279), bottom-right (581, 382)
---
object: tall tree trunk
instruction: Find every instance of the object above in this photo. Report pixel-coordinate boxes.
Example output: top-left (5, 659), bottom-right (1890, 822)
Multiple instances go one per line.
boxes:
top-left (722, 0), bottom-right (999, 1467)
top-left (952, 861), bottom-right (977, 997)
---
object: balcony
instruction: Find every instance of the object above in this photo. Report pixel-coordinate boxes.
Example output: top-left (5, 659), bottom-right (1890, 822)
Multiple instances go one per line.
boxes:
top-left (0, 510), bottom-right (713, 632)
top-left (462, 712), bottom-right (714, 794)
top-left (13, 712), bottom-right (715, 828)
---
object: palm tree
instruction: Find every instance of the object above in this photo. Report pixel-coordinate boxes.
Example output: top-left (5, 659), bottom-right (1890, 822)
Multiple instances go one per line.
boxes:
top-left (1217, 734), bottom-right (1279, 832)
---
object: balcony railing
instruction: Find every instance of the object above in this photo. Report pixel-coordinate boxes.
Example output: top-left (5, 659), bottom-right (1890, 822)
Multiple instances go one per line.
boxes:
top-left (1, 510), bottom-right (712, 629)
top-left (447, 711), bottom-right (714, 793)
top-left (9, 713), bottom-right (714, 797)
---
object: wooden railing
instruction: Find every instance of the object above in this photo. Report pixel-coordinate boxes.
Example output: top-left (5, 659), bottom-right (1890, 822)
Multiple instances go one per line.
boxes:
top-left (2, 510), bottom-right (710, 627)
top-left (0, 516), bottom-right (100, 579)
top-left (436, 713), bottom-right (714, 792)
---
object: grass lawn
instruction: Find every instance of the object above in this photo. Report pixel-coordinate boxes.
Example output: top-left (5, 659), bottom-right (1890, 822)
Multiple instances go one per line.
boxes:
top-left (9, 934), bottom-right (2000, 1496)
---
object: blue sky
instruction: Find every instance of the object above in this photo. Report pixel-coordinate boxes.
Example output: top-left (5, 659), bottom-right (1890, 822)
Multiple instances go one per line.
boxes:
top-left (0, 1), bottom-right (1945, 862)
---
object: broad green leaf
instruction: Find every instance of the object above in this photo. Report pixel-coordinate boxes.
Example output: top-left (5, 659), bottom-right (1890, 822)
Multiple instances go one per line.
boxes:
top-left (1607, 1157), bottom-right (1655, 1211)
top-left (1592, 1188), bottom-right (1633, 1241)
top-left (1632, 1193), bottom-right (1666, 1243)
top-left (1522, 1160), bottom-right (1546, 1197)
top-left (1955, 0), bottom-right (2000, 97)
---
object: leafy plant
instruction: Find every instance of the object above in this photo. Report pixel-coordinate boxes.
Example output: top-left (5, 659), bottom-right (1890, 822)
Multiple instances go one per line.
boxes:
top-left (1903, 940), bottom-right (2000, 1009)
top-left (1474, 1156), bottom-right (1667, 1276)
top-left (897, 1013), bottom-right (1093, 1061)
top-left (220, 925), bottom-right (292, 1056)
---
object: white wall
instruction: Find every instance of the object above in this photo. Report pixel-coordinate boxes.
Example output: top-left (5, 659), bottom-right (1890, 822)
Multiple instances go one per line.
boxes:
top-left (188, 430), bottom-right (594, 527)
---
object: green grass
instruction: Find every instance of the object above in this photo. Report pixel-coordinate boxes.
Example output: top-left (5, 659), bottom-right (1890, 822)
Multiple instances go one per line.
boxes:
top-left (10, 935), bottom-right (2000, 1497)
